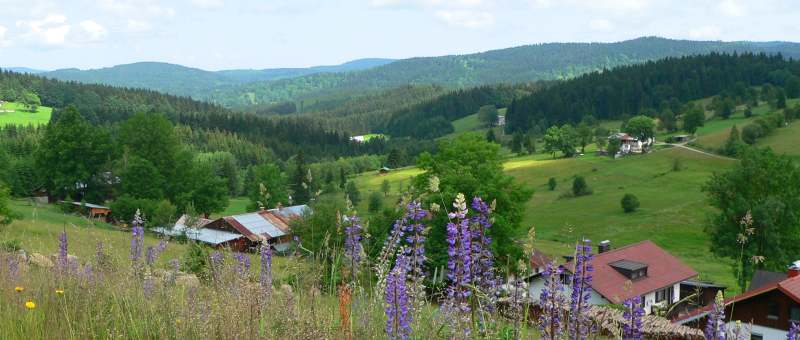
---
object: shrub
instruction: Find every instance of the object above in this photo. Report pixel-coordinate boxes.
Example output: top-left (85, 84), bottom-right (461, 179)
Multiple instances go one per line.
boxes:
top-left (182, 241), bottom-right (210, 279)
top-left (621, 194), bottom-right (640, 213)
top-left (547, 177), bottom-right (557, 191)
top-left (741, 124), bottom-right (763, 145)
top-left (110, 195), bottom-right (158, 226)
top-left (367, 191), bottom-right (383, 213)
top-left (572, 176), bottom-right (592, 197)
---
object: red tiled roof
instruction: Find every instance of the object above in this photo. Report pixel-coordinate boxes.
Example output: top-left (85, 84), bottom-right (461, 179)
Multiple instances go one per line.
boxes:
top-left (530, 250), bottom-right (552, 270)
top-left (674, 275), bottom-right (800, 323)
top-left (581, 240), bottom-right (698, 304)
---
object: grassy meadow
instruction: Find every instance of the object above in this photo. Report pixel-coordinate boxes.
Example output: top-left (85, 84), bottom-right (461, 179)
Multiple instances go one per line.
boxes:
top-left (0, 102), bottom-right (52, 126)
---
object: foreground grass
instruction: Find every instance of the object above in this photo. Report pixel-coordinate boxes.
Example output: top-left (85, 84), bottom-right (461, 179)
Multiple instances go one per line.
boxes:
top-left (0, 101), bottom-right (52, 126)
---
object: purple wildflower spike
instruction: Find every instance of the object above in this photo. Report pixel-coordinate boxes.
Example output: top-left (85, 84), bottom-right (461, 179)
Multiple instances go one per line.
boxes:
top-left (539, 263), bottom-right (565, 340)
top-left (446, 193), bottom-right (472, 314)
top-left (705, 292), bottom-right (727, 340)
top-left (402, 201), bottom-right (429, 289)
top-left (569, 239), bottom-right (594, 340)
top-left (788, 322), bottom-right (800, 340)
top-left (7, 256), bottom-right (19, 280)
top-left (385, 254), bottom-right (412, 340)
top-left (233, 252), bottom-right (250, 278)
top-left (470, 197), bottom-right (497, 308)
top-left (344, 213), bottom-right (364, 270)
top-left (622, 296), bottom-right (644, 340)
top-left (260, 243), bottom-right (273, 291)
top-left (130, 210), bottom-right (145, 265)
top-left (57, 231), bottom-right (69, 273)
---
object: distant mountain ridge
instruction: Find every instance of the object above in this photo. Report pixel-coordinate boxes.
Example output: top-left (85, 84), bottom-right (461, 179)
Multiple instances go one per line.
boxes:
top-left (40, 58), bottom-right (396, 98)
top-left (30, 37), bottom-right (800, 107)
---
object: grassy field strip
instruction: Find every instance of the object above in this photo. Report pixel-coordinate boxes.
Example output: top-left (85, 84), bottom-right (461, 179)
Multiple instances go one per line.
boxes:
top-left (0, 101), bottom-right (52, 126)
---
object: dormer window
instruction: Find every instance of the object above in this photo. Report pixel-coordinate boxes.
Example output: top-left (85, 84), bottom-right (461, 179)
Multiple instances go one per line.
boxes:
top-left (609, 260), bottom-right (648, 280)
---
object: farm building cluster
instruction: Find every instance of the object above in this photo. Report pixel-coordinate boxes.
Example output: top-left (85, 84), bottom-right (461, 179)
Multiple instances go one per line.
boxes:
top-left (608, 132), bottom-right (655, 157)
top-left (527, 240), bottom-right (800, 340)
top-left (154, 204), bottom-right (309, 253)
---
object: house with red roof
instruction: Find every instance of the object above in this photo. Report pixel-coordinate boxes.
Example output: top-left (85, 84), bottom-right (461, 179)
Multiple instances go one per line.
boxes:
top-left (674, 262), bottom-right (800, 340)
top-left (529, 240), bottom-right (700, 315)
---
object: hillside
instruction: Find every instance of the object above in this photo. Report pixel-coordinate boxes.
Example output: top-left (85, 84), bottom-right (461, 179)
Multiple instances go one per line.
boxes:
top-left (204, 37), bottom-right (800, 107)
top-left (0, 101), bottom-right (52, 126)
top-left (40, 59), bottom-right (395, 98)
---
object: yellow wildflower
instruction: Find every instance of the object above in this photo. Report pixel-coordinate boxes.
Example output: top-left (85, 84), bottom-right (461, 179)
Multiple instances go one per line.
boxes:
top-left (25, 301), bottom-right (36, 309)
top-left (15, 286), bottom-right (24, 293)
top-left (55, 288), bottom-right (65, 295)
top-left (176, 319), bottom-right (182, 325)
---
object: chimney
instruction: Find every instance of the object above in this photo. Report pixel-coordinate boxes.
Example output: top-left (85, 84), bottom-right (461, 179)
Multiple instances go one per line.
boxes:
top-left (598, 240), bottom-right (611, 254)
top-left (789, 261), bottom-right (800, 278)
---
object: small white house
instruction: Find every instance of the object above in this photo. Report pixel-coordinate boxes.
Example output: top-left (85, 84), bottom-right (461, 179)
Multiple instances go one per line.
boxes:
top-left (528, 240), bottom-right (698, 315)
top-left (609, 133), bottom-right (654, 156)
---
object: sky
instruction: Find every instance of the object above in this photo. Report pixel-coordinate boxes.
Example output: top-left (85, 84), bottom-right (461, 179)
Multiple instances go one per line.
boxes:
top-left (0, 0), bottom-right (798, 71)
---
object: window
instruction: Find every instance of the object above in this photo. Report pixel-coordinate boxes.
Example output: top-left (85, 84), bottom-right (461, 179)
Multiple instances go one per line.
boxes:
top-left (767, 301), bottom-right (779, 320)
top-left (655, 286), bottom-right (674, 303)
top-left (750, 333), bottom-right (763, 340)
top-left (791, 306), bottom-right (800, 321)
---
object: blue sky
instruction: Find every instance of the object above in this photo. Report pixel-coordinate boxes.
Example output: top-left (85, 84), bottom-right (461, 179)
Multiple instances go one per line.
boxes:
top-left (0, 0), bottom-right (798, 71)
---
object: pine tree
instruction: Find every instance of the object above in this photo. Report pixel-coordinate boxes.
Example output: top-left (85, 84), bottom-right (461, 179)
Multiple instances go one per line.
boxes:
top-left (291, 151), bottom-right (311, 204)
top-left (722, 125), bottom-right (742, 157)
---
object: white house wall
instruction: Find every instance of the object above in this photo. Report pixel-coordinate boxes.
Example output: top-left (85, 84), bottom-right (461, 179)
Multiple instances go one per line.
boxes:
top-left (727, 321), bottom-right (786, 340)
top-left (528, 278), bottom-right (609, 307)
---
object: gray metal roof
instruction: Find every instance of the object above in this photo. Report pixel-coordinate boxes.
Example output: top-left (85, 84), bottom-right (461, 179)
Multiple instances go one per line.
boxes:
top-left (609, 259), bottom-right (648, 271)
top-left (62, 201), bottom-right (110, 209)
top-left (749, 270), bottom-right (787, 291)
top-left (232, 213), bottom-right (286, 238)
top-left (269, 204), bottom-right (310, 219)
top-left (153, 215), bottom-right (242, 245)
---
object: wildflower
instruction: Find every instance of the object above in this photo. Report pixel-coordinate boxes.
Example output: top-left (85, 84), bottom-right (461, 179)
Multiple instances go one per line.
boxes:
top-left (428, 176), bottom-right (440, 193)
top-left (622, 296), bottom-right (644, 340)
top-left (7, 256), bottom-right (19, 280)
top-left (55, 288), bottom-right (65, 295)
top-left (15, 286), bottom-right (24, 293)
top-left (402, 201), bottom-right (429, 290)
top-left (705, 291), bottom-right (727, 340)
top-left (344, 213), bottom-right (364, 274)
top-left (788, 322), bottom-right (800, 340)
top-left (25, 300), bottom-right (36, 309)
top-left (569, 239), bottom-right (594, 340)
top-left (233, 252), bottom-right (251, 278)
top-left (259, 243), bottom-right (273, 291)
top-left (445, 193), bottom-right (472, 313)
top-left (57, 231), bottom-right (70, 273)
top-left (130, 210), bottom-right (145, 265)
top-left (385, 254), bottom-right (412, 340)
top-left (470, 197), bottom-right (498, 308)
top-left (539, 263), bottom-right (565, 340)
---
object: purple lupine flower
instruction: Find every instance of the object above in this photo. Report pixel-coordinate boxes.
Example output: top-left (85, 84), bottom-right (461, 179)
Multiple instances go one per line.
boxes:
top-left (130, 210), bottom-right (145, 265)
top-left (705, 292), bottom-right (727, 340)
top-left (402, 201), bottom-right (429, 290)
top-left (788, 322), bottom-right (800, 340)
top-left (233, 252), bottom-right (250, 278)
top-left (209, 251), bottom-right (223, 283)
top-left (539, 263), bottom-right (565, 340)
top-left (446, 193), bottom-right (472, 313)
top-left (57, 231), bottom-right (69, 273)
top-left (7, 256), bottom-right (19, 280)
top-left (145, 240), bottom-right (167, 267)
top-left (143, 276), bottom-right (154, 297)
top-left (568, 239), bottom-right (594, 340)
top-left (622, 296), bottom-right (644, 340)
top-left (469, 197), bottom-right (497, 307)
top-left (344, 213), bottom-right (364, 270)
top-left (385, 254), bottom-right (412, 340)
top-left (260, 243), bottom-right (273, 291)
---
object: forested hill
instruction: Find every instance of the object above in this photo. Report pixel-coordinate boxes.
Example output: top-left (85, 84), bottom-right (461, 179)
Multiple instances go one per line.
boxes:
top-left (506, 53), bottom-right (800, 132)
top-left (40, 58), bottom-right (395, 99)
top-left (201, 37), bottom-right (800, 107)
top-left (0, 70), bottom-right (385, 161)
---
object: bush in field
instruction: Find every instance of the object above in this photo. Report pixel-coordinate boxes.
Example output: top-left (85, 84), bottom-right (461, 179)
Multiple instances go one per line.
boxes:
top-left (572, 176), bottom-right (592, 197)
top-left (621, 194), bottom-right (640, 213)
top-left (548, 177), bottom-right (557, 191)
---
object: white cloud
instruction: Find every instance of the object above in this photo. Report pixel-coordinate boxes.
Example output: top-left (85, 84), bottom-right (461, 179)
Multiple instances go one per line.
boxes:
top-left (0, 26), bottom-right (10, 47)
top-left (77, 20), bottom-right (108, 42)
top-left (435, 10), bottom-right (494, 28)
top-left (689, 25), bottom-right (722, 39)
top-left (16, 14), bottom-right (72, 46)
top-left (531, 0), bottom-right (648, 13)
top-left (371, 0), bottom-right (485, 8)
top-left (589, 19), bottom-right (613, 31)
top-left (97, 0), bottom-right (175, 18)
top-left (191, 0), bottom-right (225, 10)
top-left (718, 0), bottom-right (745, 17)
top-left (126, 19), bottom-right (153, 33)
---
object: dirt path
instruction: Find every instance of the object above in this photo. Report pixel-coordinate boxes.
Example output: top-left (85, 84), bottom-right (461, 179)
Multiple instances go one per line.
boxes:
top-left (655, 141), bottom-right (737, 161)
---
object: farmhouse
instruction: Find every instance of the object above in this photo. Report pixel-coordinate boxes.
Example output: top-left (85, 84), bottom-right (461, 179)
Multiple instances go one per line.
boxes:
top-left (155, 204), bottom-right (309, 252)
top-left (61, 201), bottom-right (111, 220)
top-left (609, 132), bottom-right (654, 156)
top-left (378, 166), bottom-right (391, 175)
top-left (528, 240), bottom-right (700, 315)
top-left (675, 263), bottom-right (800, 340)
